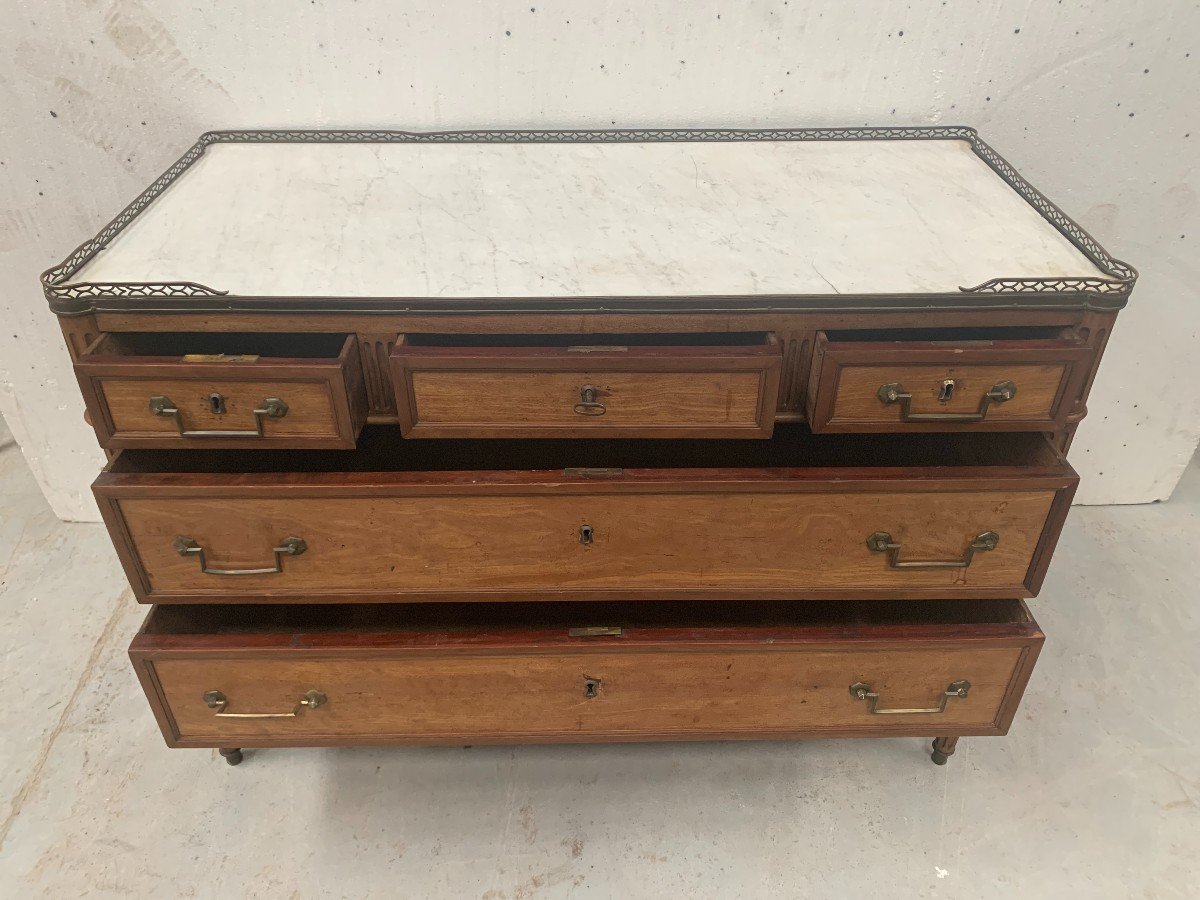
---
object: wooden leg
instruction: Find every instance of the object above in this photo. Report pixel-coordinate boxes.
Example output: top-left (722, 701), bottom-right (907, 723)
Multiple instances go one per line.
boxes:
top-left (930, 736), bottom-right (959, 766)
top-left (219, 747), bottom-right (244, 766)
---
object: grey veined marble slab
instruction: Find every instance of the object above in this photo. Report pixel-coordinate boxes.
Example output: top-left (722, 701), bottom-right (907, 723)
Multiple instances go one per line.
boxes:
top-left (70, 138), bottom-right (1110, 301)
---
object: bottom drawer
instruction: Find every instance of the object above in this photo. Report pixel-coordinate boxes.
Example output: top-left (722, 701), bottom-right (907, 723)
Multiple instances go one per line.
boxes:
top-left (130, 600), bottom-right (1043, 747)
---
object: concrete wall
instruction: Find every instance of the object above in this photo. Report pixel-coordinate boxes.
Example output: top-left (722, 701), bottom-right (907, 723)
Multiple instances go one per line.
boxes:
top-left (2, 0), bottom-right (1197, 520)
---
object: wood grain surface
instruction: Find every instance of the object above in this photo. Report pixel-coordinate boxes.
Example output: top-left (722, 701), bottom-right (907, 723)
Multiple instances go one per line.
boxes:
top-left (807, 331), bottom-right (1093, 433)
top-left (86, 307), bottom-right (1110, 436)
top-left (130, 598), bottom-right (1043, 746)
top-left (103, 480), bottom-right (1066, 601)
top-left (391, 334), bottom-right (782, 438)
top-left (831, 363), bottom-right (1066, 420)
top-left (408, 370), bottom-right (769, 433)
top-left (74, 333), bottom-right (366, 449)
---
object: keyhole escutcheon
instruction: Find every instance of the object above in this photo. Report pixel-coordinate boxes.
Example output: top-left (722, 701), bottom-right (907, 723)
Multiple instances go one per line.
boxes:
top-left (208, 393), bottom-right (227, 415)
top-left (579, 524), bottom-right (594, 545)
top-left (583, 677), bottom-right (601, 699)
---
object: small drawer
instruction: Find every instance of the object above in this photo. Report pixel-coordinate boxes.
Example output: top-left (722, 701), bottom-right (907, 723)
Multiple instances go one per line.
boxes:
top-left (130, 600), bottom-right (1044, 748)
top-left (95, 427), bottom-right (1077, 603)
top-left (390, 332), bottom-right (783, 438)
top-left (806, 329), bottom-right (1093, 433)
top-left (74, 332), bottom-right (367, 449)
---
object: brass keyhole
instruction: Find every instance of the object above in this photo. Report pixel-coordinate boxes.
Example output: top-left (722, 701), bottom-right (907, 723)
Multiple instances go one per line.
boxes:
top-left (937, 380), bottom-right (956, 403)
top-left (579, 524), bottom-right (594, 545)
top-left (583, 677), bottom-right (600, 699)
top-left (208, 393), bottom-right (227, 415)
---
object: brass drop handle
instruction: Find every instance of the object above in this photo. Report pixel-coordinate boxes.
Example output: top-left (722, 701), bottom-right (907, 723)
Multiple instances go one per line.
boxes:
top-left (849, 681), bottom-right (971, 715)
top-left (149, 394), bottom-right (288, 437)
top-left (174, 535), bottom-right (306, 575)
top-left (877, 380), bottom-right (1015, 422)
top-left (573, 385), bottom-right (606, 416)
top-left (867, 531), bottom-right (998, 569)
top-left (203, 689), bottom-right (327, 719)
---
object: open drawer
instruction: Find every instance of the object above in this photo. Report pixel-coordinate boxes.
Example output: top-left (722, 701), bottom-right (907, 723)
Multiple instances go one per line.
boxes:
top-left (74, 332), bottom-right (368, 449)
top-left (95, 427), bottom-right (1077, 603)
top-left (806, 328), bottom-right (1093, 433)
top-left (390, 332), bottom-right (783, 438)
top-left (131, 599), bottom-right (1044, 748)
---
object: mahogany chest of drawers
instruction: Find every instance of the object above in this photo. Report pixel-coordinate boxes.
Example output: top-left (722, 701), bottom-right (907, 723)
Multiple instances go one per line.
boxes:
top-left (45, 127), bottom-right (1134, 767)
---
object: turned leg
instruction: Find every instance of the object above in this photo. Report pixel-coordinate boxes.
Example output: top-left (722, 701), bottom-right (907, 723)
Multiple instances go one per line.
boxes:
top-left (930, 736), bottom-right (959, 765)
top-left (219, 747), bottom-right (244, 766)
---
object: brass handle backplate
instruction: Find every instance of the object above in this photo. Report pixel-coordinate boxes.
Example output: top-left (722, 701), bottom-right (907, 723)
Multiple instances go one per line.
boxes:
top-left (850, 681), bottom-right (971, 715)
top-left (573, 385), bottom-right (607, 416)
top-left (877, 380), bottom-right (1015, 422)
top-left (174, 535), bottom-right (306, 576)
top-left (867, 531), bottom-right (998, 569)
top-left (149, 394), bottom-right (288, 437)
top-left (203, 689), bottom-right (327, 719)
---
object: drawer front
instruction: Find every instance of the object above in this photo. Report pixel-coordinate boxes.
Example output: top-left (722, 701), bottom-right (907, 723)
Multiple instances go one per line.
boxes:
top-left (131, 602), bottom-right (1043, 746)
top-left (391, 335), bottom-right (782, 438)
top-left (807, 332), bottom-right (1092, 433)
top-left (75, 334), bottom-right (367, 449)
top-left (100, 478), bottom-right (1074, 602)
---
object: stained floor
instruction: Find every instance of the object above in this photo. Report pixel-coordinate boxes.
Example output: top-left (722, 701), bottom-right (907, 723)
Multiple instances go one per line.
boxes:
top-left (0, 412), bottom-right (1197, 898)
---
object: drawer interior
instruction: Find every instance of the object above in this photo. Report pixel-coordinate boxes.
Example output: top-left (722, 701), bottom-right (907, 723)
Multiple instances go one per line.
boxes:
top-left (84, 331), bottom-right (351, 361)
top-left (399, 331), bottom-right (774, 349)
top-left (105, 424), bottom-right (1068, 474)
top-left (819, 325), bottom-right (1077, 346)
top-left (141, 598), bottom-right (1036, 641)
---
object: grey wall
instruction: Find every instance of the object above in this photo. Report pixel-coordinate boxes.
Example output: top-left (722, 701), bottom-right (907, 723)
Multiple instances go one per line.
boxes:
top-left (2, 0), bottom-right (1197, 518)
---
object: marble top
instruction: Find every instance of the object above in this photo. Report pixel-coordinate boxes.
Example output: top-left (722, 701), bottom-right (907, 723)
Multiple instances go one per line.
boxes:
top-left (69, 138), bottom-right (1109, 300)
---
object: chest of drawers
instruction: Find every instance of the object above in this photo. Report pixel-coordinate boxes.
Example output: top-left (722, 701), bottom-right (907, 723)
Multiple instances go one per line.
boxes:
top-left (46, 127), bottom-right (1134, 768)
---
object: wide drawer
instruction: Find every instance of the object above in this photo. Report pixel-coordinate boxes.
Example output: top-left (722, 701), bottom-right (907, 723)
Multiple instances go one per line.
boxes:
top-left (390, 332), bottom-right (782, 438)
top-left (130, 600), bottom-right (1044, 747)
top-left (806, 329), bottom-right (1093, 433)
top-left (96, 428), bottom-right (1077, 603)
top-left (74, 332), bottom-right (367, 449)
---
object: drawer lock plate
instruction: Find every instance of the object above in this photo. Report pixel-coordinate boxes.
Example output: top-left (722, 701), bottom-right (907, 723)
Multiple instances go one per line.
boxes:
top-left (568, 626), bottom-right (623, 637)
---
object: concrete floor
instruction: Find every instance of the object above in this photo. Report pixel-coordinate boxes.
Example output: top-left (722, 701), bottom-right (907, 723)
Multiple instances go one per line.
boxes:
top-left (1, 412), bottom-right (1197, 899)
